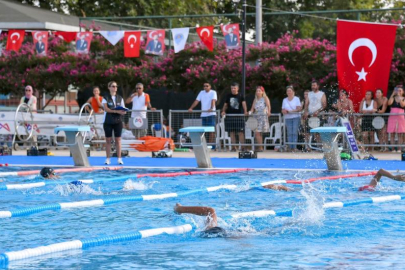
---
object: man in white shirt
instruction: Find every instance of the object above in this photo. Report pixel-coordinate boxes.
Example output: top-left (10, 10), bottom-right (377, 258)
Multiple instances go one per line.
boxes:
top-left (188, 82), bottom-right (218, 146)
top-left (304, 81), bottom-right (327, 149)
top-left (125, 83), bottom-right (155, 138)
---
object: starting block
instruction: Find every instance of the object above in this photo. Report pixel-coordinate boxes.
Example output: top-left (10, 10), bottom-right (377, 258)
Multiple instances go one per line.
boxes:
top-left (179, 126), bottom-right (214, 168)
top-left (54, 126), bottom-right (91, 167)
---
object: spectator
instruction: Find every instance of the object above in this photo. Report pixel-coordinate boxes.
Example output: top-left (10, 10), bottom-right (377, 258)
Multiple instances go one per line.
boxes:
top-left (102, 81), bottom-right (127, 165)
top-left (374, 89), bottom-right (389, 152)
top-left (85, 86), bottom-right (104, 114)
top-left (282, 86), bottom-right (301, 152)
top-left (188, 82), bottom-right (218, 147)
top-left (20, 85), bottom-right (37, 112)
top-left (249, 86), bottom-right (270, 152)
top-left (221, 82), bottom-right (248, 151)
top-left (359, 90), bottom-right (377, 152)
top-left (125, 83), bottom-right (156, 139)
top-left (303, 81), bottom-right (327, 151)
top-left (20, 85), bottom-right (37, 146)
top-left (387, 86), bottom-right (405, 152)
top-left (336, 89), bottom-right (354, 117)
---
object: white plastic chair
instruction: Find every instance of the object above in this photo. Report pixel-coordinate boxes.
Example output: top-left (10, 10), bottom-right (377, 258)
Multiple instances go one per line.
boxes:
top-left (244, 126), bottom-right (255, 150)
top-left (217, 118), bottom-right (231, 151)
top-left (264, 122), bottom-right (284, 146)
top-left (151, 124), bottom-right (167, 138)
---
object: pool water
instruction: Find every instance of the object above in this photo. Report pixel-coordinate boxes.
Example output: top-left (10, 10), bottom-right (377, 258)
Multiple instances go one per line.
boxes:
top-left (1, 168), bottom-right (405, 269)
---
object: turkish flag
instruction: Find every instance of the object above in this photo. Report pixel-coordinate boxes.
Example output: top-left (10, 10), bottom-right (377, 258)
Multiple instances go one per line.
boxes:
top-left (75, 32), bottom-right (93, 54)
top-left (197, 26), bottom-right (214, 51)
top-left (55, 31), bottom-right (77, 43)
top-left (337, 20), bottom-right (397, 111)
top-left (145, 30), bottom-right (165, 56)
top-left (6, 30), bottom-right (25, 52)
top-left (221, 23), bottom-right (240, 50)
top-left (124, 31), bottom-right (141, 58)
top-left (32, 31), bottom-right (48, 56)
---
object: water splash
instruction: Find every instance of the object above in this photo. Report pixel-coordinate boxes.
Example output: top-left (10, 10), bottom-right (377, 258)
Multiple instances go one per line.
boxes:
top-left (53, 184), bottom-right (103, 196)
top-left (122, 180), bottom-right (157, 191)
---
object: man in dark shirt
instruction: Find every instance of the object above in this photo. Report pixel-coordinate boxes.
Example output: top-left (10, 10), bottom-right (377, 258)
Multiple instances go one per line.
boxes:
top-left (221, 83), bottom-right (248, 151)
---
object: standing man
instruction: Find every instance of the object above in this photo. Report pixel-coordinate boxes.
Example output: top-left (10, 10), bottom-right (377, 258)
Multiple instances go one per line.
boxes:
top-left (188, 82), bottom-right (218, 147)
top-left (304, 81), bottom-right (327, 149)
top-left (125, 83), bottom-right (156, 139)
top-left (221, 82), bottom-right (247, 151)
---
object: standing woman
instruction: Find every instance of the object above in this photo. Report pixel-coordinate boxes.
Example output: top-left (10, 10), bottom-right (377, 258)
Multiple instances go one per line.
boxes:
top-left (282, 86), bottom-right (301, 152)
top-left (374, 89), bottom-right (389, 152)
top-left (387, 86), bottom-right (405, 152)
top-left (86, 86), bottom-right (104, 114)
top-left (102, 81), bottom-right (127, 165)
top-left (359, 90), bottom-right (377, 152)
top-left (249, 86), bottom-right (270, 152)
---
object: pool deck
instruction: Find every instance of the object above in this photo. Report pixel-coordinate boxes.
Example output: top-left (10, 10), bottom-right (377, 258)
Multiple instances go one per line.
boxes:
top-left (1, 149), bottom-right (403, 171)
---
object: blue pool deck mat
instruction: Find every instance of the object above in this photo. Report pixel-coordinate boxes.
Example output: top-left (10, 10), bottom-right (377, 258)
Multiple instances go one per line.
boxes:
top-left (0, 155), bottom-right (403, 171)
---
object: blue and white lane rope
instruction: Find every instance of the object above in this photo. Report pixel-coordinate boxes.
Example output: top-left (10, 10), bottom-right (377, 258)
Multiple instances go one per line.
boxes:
top-left (0, 224), bottom-right (194, 266)
top-left (0, 175), bottom-right (137, 191)
top-left (229, 194), bottom-right (404, 219)
top-left (0, 184), bottom-right (239, 218)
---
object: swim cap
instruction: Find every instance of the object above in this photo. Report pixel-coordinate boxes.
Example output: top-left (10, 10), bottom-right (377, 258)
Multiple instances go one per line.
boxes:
top-left (200, 226), bottom-right (227, 238)
top-left (40, 167), bottom-right (54, 178)
top-left (358, 185), bottom-right (375, 192)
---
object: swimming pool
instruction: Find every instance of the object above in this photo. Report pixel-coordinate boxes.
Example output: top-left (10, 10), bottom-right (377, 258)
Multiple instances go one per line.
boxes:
top-left (1, 167), bottom-right (405, 269)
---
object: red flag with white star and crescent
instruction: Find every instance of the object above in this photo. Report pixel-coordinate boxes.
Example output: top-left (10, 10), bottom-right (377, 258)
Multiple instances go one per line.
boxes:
top-left (337, 20), bottom-right (397, 111)
top-left (6, 30), bottom-right (25, 52)
top-left (196, 26), bottom-right (214, 51)
top-left (124, 31), bottom-right (141, 58)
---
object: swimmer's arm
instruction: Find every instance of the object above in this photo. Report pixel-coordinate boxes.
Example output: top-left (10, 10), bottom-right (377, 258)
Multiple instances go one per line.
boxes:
top-left (174, 204), bottom-right (217, 228)
top-left (262, 184), bottom-right (291, 191)
top-left (369, 169), bottom-right (404, 187)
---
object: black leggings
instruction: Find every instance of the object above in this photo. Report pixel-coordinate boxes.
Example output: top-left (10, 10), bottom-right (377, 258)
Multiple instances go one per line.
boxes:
top-left (103, 122), bottom-right (123, 138)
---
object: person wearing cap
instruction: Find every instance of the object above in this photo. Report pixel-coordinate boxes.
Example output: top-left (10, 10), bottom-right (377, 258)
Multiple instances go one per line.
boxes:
top-left (40, 167), bottom-right (60, 179)
top-left (359, 169), bottom-right (405, 191)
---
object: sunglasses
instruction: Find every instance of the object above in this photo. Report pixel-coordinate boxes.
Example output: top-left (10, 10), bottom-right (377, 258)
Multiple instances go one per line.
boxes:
top-left (110, 85), bottom-right (118, 88)
top-left (203, 85), bottom-right (210, 87)
top-left (136, 87), bottom-right (142, 90)
top-left (25, 89), bottom-right (32, 92)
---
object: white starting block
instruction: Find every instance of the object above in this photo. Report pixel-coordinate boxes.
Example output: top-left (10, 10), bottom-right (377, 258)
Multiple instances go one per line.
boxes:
top-left (310, 126), bottom-right (347, 171)
top-left (179, 126), bottom-right (214, 168)
top-left (54, 126), bottom-right (91, 167)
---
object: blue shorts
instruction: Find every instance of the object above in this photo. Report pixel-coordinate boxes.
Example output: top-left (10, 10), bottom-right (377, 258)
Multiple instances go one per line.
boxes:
top-left (202, 116), bottom-right (216, 127)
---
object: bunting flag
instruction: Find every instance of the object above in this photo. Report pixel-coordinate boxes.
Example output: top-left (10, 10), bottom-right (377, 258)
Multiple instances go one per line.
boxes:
top-left (99, 31), bottom-right (125, 46)
top-left (124, 31), bottom-right (141, 58)
top-left (6, 30), bottom-right (25, 52)
top-left (55, 31), bottom-right (77, 43)
top-left (171, 28), bottom-right (189, 53)
top-left (337, 20), bottom-right (397, 111)
top-left (32, 31), bottom-right (48, 56)
top-left (75, 32), bottom-right (93, 54)
top-left (221, 23), bottom-right (240, 50)
top-left (145, 30), bottom-right (165, 56)
top-left (196, 26), bottom-right (214, 51)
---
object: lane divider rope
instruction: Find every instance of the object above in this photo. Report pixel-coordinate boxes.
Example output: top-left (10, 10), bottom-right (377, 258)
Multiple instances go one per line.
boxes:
top-left (0, 167), bottom-right (122, 177)
top-left (0, 224), bottom-right (194, 266)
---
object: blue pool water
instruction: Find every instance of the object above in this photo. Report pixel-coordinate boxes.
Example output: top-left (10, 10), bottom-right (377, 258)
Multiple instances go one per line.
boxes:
top-left (1, 167), bottom-right (405, 269)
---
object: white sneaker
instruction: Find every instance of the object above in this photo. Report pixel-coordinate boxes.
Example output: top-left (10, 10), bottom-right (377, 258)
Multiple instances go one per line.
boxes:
top-left (105, 158), bottom-right (110, 165)
top-left (118, 158), bottom-right (124, 165)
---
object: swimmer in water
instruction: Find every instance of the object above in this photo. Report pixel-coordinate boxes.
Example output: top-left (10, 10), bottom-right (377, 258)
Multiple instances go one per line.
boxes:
top-left (174, 203), bottom-right (226, 236)
top-left (40, 167), bottom-right (60, 179)
top-left (262, 184), bottom-right (291, 191)
top-left (359, 169), bottom-right (405, 191)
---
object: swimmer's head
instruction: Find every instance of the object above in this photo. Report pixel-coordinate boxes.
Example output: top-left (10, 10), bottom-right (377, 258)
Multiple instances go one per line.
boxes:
top-left (40, 167), bottom-right (55, 178)
top-left (200, 226), bottom-right (227, 238)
